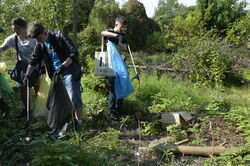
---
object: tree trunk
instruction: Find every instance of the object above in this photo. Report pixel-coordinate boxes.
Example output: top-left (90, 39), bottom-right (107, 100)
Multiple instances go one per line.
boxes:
top-left (72, 0), bottom-right (77, 46)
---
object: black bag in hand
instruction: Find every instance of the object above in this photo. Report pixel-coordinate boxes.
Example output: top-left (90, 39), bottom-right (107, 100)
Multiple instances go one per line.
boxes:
top-left (46, 73), bottom-right (73, 132)
top-left (8, 35), bottom-right (39, 87)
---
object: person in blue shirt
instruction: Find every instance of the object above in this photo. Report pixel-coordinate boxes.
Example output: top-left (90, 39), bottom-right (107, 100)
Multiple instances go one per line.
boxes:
top-left (24, 22), bottom-right (83, 136)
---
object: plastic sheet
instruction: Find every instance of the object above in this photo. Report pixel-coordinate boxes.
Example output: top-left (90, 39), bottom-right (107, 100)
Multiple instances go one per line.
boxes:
top-left (0, 74), bottom-right (14, 94)
top-left (46, 74), bottom-right (73, 132)
top-left (107, 41), bottom-right (134, 99)
top-left (34, 73), bottom-right (51, 119)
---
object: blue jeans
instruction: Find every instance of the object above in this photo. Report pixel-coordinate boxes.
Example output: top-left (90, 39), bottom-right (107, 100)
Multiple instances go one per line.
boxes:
top-left (62, 74), bottom-right (83, 108)
top-left (108, 77), bottom-right (123, 114)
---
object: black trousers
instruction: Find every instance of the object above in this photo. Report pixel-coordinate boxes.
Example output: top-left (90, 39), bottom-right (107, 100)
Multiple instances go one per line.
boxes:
top-left (108, 77), bottom-right (123, 114)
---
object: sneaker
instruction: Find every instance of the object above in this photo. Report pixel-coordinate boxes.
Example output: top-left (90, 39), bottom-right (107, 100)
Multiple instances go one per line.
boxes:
top-left (51, 130), bottom-right (64, 138)
top-left (16, 109), bottom-right (32, 119)
top-left (50, 123), bottom-right (69, 138)
top-left (107, 112), bottom-right (121, 121)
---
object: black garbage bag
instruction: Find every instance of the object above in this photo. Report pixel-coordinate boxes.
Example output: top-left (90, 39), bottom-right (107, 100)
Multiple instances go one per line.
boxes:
top-left (46, 74), bottom-right (73, 132)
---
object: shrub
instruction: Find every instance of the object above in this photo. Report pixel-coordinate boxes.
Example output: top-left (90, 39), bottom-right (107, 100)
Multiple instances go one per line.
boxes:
top-left (173, 35), bottom-right (235, 86)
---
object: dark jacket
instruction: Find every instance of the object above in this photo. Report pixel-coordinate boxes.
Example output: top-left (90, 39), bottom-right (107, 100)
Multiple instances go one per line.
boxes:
top-left (29, 29), bottom-right (82, 80)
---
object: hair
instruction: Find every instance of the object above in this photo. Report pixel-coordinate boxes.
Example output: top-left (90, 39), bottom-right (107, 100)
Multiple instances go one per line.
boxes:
top-left (27, 22), bottom-right (45, 38)
top-left (115, 16), bottom-right (127, 26)
top-left (11, 18), bottom-right (27, 28)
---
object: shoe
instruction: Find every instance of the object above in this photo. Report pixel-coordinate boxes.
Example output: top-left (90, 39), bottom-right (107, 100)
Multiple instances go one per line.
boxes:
top-left (50, 123), bottom-right (68, 138)
top-left (51, 130), bottom-right (64, 138)
top-left (16, 109), bottom-right (32, 119)
top-left (107, 112), bottom-right (121, 121)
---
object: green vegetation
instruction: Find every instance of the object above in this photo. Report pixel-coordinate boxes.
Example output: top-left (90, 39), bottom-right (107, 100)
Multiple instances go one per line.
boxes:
top-left (0, 0), bottom-right (250, 165)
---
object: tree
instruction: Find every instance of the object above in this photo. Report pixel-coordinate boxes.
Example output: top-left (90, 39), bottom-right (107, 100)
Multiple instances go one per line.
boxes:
top-left (122, 0), bottom-right (160, 50)
top-left (88, 0), bottom-right (121, 34)
top-left (196, 0), bottom-right (247, 36)
top-left (154, 0), bottom-right (194, 26)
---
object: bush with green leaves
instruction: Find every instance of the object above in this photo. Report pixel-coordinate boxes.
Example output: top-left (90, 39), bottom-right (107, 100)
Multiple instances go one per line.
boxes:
top-left (173, 34), bottom-right (236, 86)
top-left (166, 124), bottom-right (187, 142)
top-left (226, 15), bottom-right (250, 46)
top-left (224, 106), bottom-right (250, 145)
top-left (207, 147), bottom-right (250, 166)
top-left (196, 0), bottom-right (247, 35)
top-left (145, 30), bottom-right (181, 53)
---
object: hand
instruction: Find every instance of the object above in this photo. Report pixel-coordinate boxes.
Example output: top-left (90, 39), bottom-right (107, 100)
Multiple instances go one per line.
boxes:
top-left (56, 65), bottom-right (65, 75)
top-left (23, 75), bottom-right (30, 87)
top-left (40, 66), bottom-right (46, 75)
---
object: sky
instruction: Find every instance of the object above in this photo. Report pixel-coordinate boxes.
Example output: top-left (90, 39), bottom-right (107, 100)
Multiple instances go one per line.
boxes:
top-left (115, 0), bottom-right (250, 18)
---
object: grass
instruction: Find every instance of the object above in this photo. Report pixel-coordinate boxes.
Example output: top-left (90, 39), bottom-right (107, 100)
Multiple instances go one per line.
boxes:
top-left (0, 52), bottom-right (249, 165)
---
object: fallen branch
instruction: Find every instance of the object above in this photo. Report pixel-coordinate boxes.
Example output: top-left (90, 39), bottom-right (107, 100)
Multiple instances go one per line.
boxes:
top-left (153, 144), bottom-right (227, 156)
top-left (174, 139), bottom-right (189, 145)
top-left (127, 65), bottom-right (188, 72)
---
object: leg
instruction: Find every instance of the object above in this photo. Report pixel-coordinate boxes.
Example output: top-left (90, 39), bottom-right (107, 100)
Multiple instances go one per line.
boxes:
top-left (75, 106), bottom-right (83, 121)
top-left (108, 77), bottom-right (117, 114)
top-left (63, 74), bottom-right (83, 123)
top-left (117, 98), bottom-right (124, 114)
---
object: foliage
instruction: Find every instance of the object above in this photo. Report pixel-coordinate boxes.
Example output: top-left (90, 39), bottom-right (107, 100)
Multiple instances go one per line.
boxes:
top-left (77, 26), bottom-right (100, 67)
top-left (196, 0), bottom-right (247, 35)
top-left (206, 147), bottom-right (250, 165)
top-left (188, 123), bottom-right (208, 146)
top-left (226, 15), bottom-right (250, 46)
top-left (145, 30), bottom-right (181, 53)
top-left (31, 140), bottom-right (100, 166)
top-left (166, 124), bottom-right (187, 142)
top-left (122, 0), bottom-right (160, 50)
top-left (224, 106), bottom-right (250, 145)
top-left (173, 34), bottom-right (236, 86)
top-left (141, 121), bottom-right (160, 136)
top-left (154, 0), bottom-right (195, 26)
top-left (122, 73), bottom-right (216, 116)
top-left (89, 0), bottom-right (121, 34)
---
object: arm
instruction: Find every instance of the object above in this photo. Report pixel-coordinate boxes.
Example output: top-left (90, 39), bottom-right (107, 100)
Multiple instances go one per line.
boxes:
top-left (101, 31), bottom-right (127, 51)
top-left (0, 43), bottom-right (9, 54)
top-left (25, 64), bottom-right (35, 77)
top-left (101, 31), bottom-right (119, 38)
top-left (62, 57), bottom-right (72, 67)
top-left (60, 32), bottom-right (79, 61)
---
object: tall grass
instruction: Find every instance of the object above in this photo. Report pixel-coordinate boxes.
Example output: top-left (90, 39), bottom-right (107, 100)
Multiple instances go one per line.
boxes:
top-left (123, 73), bottom-right (216, 114)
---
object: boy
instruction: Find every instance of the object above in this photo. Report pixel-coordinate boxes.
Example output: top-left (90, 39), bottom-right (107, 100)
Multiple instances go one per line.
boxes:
top-left (25, 22), bottom-right (83, 136)
top-left (0, 18), bottom-right (38, 119)
top-left (101, 16), bottom-right (128, 121)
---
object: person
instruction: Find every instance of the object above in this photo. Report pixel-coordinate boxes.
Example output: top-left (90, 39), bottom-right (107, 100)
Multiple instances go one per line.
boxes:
top-left (0, 18), bottom-right (38, 119)
top-left (101, 16), bottom-right (128, 121)
top-left (25, 22), bottom-right (83, 135)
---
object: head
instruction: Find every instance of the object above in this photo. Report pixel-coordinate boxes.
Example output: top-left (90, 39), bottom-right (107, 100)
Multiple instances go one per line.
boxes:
top-left (115, 16), bottom-right (127, 32)
top-left (28, 22), bottom-right (48, 43)
top-left (11, 18), bottom-right (27, 36)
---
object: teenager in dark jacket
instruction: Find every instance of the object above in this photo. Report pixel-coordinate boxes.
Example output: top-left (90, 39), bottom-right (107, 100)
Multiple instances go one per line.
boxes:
top-left (25, 22), bottom-right (83, 136)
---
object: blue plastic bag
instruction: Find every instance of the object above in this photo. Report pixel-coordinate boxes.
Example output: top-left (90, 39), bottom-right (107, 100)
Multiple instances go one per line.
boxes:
top-left (107, 41), bottom-right (134, 99)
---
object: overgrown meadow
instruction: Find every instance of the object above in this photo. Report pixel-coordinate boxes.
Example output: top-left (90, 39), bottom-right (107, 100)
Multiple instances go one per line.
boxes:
top-left (0, 0), bottom-right (250, 165)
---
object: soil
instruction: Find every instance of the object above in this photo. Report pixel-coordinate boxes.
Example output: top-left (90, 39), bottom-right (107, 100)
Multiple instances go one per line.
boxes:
top-left (110, 113), bottom-right (247, 166)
